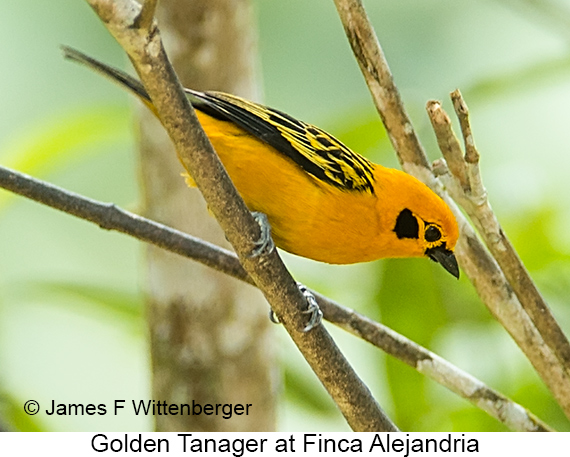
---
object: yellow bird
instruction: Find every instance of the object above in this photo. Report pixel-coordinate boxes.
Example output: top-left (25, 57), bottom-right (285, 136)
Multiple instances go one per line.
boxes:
top-left (63, 47), bottom-right (460, 278)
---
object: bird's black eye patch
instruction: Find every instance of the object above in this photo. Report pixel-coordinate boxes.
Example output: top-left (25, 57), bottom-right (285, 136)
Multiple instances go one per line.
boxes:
top-left (394, 208), bottom-right (419, 239)
top-left (425, 225), bottom-right (442, 242)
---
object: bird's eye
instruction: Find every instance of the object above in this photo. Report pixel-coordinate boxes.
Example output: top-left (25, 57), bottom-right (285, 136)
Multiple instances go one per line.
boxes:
top-left (425, 225), bottom-right (442, 242)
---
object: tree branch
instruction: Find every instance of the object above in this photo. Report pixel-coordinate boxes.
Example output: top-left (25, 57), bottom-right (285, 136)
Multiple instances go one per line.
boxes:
top-left (333, 0), bottom-right (429, 170)
top-left (0, 0), bottom-right (557, 432)
top-left (0, 164), bottom-right (552, 431)
top-left (135, 0), bottom-right (273, 432)
top-left (83, 0), bottom-right (396, 432)
top-left (333, 0), bottom-right (570, 419)
top-left (0, 165), bottom-right (250, 283)
top-left (449, 90), bottom-right (570, 370)
top-left (428, 97), bottom-right (570, 413)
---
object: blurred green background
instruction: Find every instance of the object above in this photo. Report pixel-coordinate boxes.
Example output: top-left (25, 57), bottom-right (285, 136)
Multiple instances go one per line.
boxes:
top-left (1, 0), bottom-right (570, 431)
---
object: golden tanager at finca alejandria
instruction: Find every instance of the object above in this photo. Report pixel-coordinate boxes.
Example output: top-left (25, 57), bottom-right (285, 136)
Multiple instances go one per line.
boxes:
top-left (63, 47), bottom-right (460, 279)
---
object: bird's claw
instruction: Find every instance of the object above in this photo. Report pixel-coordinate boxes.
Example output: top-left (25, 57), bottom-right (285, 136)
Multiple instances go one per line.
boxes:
top-left (298, 282), bottom-right (322, 332)
top-left (269, 309), bottom-right (280, 324)
top-left (249, 211), bottom-right (275, 257)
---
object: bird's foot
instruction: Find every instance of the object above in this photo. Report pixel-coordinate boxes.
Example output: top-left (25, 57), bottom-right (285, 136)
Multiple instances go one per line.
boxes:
top-left (249, 211), bottom-right (275, 257)
top-left (267, 283), bottom-right (322, 332)
top-left (298, 282), bottom-right (323, 332)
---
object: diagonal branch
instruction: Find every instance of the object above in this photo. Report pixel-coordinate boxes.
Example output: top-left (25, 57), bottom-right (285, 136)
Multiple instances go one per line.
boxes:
top-left (0, 164), bottom-right (552, 431)
top-left (83, 0), bottom-right (396, 432)
top-left (333, 0), bottom-right (429, 170)
top-left (333, 0), bottom-right (570, 419)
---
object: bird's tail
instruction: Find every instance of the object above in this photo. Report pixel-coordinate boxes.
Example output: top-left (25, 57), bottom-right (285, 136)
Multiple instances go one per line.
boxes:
top-left (62, 46), bottom-right (154, 110)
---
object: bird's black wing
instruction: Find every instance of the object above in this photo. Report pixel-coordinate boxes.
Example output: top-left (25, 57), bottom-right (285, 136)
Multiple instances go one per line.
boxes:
top-left (186, 89), bottom-right (375, 194)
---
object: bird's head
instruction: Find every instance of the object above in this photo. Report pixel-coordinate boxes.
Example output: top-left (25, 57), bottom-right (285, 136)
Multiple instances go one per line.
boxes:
top-left (393, 205), bottom-right (459, 278)
top-left (375, 168), bottom-right (460, 278)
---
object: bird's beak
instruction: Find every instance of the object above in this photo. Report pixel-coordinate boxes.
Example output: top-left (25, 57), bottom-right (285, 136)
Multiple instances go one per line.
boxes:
top-left (426, 245), bottom-right (460, 279)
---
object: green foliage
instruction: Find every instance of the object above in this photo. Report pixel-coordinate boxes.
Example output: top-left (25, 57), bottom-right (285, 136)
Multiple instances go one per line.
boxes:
top-left (283, 363), bottom-right (338, 416)
top-left (33, 281), bottom-right (144, 328)
top-left (0, 391), bottom-right (43, 432)
top-left (375, 259), bottom-right (447, 430)
top-left (0, 105), bottom-right (130, 179)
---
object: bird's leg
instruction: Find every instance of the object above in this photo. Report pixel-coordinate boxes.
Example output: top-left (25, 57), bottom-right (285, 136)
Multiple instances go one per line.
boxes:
top-left (249, 211), bottom-right (275, 257)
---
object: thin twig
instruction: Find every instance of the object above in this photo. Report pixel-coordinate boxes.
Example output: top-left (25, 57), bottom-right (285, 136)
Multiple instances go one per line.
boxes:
top-left (84, 0), bottom-right (396, 432)
top-left (320, 300), bottom-right (552, 432)
top-left (449, 90), bottom-right (570, 371)
top-left (333, 0), bottom-right (570, 419)
top-left (425, 101), bottom-right (468, 191)
top-left (0, 165), bottom-right (250, 283)
top-left (0, 164), bottom-right (552, 431)
top-left (427, 99), bottom-right (570, 417)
